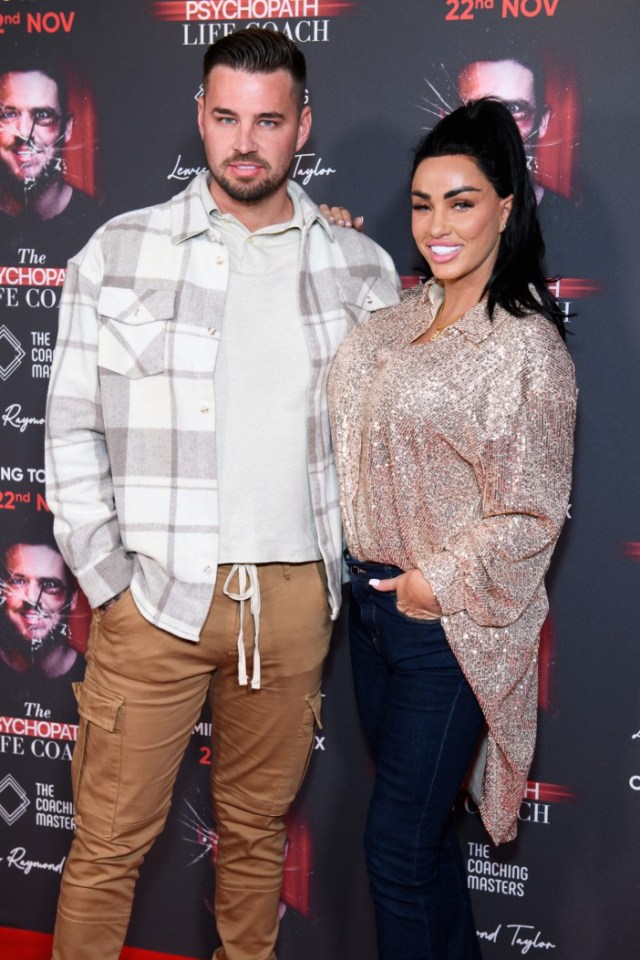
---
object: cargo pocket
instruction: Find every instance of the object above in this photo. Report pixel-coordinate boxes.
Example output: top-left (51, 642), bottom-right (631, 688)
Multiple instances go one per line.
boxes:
top-left (72, 677), bottom-right (125, 839)
top-left (305, 687), bottom-right (323, 732)
top-left (279, 687), bottom-right (324, 813)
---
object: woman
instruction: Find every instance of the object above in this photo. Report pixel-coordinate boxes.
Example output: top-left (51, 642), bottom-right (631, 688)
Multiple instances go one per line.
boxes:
top-left (327, 98), bottom-right (576, 960)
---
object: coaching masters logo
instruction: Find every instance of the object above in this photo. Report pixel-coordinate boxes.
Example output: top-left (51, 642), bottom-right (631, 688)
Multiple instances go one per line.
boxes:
top-left (0, 774), bottom-right (30, 826)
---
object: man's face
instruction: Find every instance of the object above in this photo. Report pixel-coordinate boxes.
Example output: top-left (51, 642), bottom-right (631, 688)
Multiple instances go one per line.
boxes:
top-left (0, 71), bottom-right (73, 187)
top-left (458, 59), bottom-right (549, 143)
top-left (2, 544), bottom-right (76, 648)
top-left (197, 66), bottom-right (311, 206)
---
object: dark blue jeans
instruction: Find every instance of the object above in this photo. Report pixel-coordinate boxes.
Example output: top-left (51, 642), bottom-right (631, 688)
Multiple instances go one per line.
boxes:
top-left (347, 557), bottom-right (485, 960)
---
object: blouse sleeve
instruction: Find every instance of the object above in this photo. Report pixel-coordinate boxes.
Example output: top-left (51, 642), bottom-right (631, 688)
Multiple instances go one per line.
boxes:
top-left (419, 325), bottom-right (576, 627)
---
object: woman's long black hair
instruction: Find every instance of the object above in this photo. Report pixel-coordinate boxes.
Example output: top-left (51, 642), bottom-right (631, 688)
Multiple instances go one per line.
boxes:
top-left (412, 98), bottom-right (565, 338)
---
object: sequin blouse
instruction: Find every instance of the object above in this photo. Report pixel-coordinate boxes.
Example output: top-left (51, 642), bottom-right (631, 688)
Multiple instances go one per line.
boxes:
top-left (328, 280), bottom-right (576, 844)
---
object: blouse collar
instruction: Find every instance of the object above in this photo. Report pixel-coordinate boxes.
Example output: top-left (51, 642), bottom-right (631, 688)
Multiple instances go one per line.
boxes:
top-left (422, 279), bottom-right (503, 344)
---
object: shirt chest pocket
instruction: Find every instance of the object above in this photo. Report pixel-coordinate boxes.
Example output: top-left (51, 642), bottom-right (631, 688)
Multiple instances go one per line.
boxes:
top-left (97, 287), bottom-right (175, 379)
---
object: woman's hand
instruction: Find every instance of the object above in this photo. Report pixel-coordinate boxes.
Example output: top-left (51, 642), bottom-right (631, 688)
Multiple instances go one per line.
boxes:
top-left (318, 204), bottom-right (364, 230)
top-left (370, 568), bottom-right (443, 619)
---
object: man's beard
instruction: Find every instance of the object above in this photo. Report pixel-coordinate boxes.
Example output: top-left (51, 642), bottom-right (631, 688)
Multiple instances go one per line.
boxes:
top-left (1, 597), bottom-right (71, 663)
top-left (0, 143), bottom-right (64, 201)
top-left (3, 621), bottom-right (67, 666)
top-left (210, 153), bottom-right (290, 204)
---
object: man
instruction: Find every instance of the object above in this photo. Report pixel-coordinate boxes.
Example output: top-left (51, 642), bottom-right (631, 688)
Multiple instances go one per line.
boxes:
top-left (0, 59), bottom-right (102, 259)
top-left (454, 49), bottom-right (588, 279)
top-left (0, 534), bottom-right (79, 678)
top-left (45, 27), bottom-right (398, 960)
top-left (456, 54), bottom-right (550, 203)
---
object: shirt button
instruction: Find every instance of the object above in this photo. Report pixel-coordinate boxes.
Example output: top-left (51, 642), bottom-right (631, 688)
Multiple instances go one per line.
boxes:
top-left (247, 237), bottom-right (255, 245)
top-left (204, 564), bottom-right (212, 574)
top-left (215, 256), bottom-right (225, 265)
top-left (200, 405), bottom-right (210, 413)
top-left (207, 326), bottom-right (216, 336)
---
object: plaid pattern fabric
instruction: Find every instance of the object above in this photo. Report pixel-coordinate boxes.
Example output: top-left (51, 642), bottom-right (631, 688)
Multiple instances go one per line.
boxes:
top-left (45, 174), bottom-right (399, 640)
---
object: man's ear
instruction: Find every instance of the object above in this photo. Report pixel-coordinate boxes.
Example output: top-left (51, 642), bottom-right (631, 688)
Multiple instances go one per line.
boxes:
top-left (296, 104), bottom-right (312, 152)
top-left (197, 96), bottom-right (205, 141)
top-left (537, 106), bottom-right (551, 140)
top-left (63, 114), bottom-right (74, 145)
top-left (68, 588), bottom-right (78, 613)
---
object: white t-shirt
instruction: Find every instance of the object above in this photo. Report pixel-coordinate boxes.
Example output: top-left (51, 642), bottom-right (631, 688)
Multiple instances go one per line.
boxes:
top-left (214, 193), bottom-right (321, 564)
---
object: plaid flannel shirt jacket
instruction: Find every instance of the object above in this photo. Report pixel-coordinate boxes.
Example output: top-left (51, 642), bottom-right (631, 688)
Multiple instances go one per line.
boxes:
top-left (45, 174), bottom-right (400, 641)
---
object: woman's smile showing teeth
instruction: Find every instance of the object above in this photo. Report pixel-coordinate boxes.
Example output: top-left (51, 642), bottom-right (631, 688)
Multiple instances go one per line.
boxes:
top-left (429, 244), bottom-right (463, 262)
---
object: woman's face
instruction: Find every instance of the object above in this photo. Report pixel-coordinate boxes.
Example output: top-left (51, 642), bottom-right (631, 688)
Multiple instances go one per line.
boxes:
top-left (411, 154), bottom-right (512, 295)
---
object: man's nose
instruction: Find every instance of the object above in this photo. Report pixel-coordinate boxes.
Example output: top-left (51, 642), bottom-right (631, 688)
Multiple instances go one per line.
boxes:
top-left (23, 580), bottom-right (41, 605)
top-left (233, 123), bottom-right (258, 156)
top-left (14, 111), bottom-right (35, 141)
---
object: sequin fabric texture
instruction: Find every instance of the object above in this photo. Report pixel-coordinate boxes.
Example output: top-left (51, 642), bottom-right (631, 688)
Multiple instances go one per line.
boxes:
top-left (328, 281), bottom-right (577, 844)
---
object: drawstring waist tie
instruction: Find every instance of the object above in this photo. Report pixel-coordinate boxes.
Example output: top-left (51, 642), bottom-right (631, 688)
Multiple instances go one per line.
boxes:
top-left (222, 563), bottom-right (261, 690)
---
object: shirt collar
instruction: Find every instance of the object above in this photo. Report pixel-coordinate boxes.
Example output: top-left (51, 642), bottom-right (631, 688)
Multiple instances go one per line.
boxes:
top-left (170, 172), bottom-right (214, 245)
top-left (170, 171), bottom-right (332, 243)
top-left (423, 278), bottom-right (500, 344)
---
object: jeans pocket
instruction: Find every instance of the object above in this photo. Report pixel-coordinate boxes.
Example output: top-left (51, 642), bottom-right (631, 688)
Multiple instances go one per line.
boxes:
top-left (390, 594), bottom-right (442, 625)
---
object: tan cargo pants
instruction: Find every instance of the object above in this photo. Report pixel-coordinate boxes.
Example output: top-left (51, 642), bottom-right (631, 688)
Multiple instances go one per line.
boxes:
top-left (51, 561), bottom-right (331, 960)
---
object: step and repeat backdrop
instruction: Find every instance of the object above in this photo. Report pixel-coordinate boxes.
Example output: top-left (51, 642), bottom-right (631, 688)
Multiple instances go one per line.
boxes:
top-left (1, 1), bottom-right (639, 958)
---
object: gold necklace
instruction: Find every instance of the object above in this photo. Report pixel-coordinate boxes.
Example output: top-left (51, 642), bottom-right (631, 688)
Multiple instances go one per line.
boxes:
top-left (428, 301), bottom-right (464, 342)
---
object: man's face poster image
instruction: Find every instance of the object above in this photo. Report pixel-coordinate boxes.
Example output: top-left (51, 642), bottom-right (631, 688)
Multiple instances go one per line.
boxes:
top-left (0, 542), bottom-right (79, 675)
top-left (457, 59), bottom-right (550, 146)
top-left (0, 69), bottom-right (73, 216)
